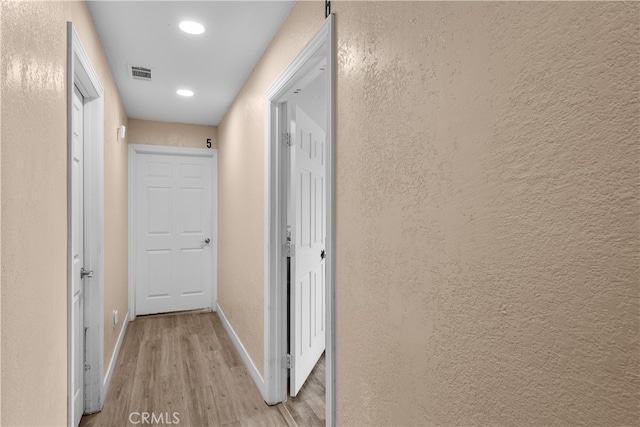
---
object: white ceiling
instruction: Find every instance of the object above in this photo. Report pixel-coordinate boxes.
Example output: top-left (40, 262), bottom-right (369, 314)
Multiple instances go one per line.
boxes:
top-left (87, 1), bottom-right (296, 126)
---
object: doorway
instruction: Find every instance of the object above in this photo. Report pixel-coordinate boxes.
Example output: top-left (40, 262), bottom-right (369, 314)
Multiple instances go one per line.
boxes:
top-left (285, 79), bottom-right (328, 398)
top-left (128, 145), bottom-right (218, 319)
top-left (263, 15), bottom-right (335, 425)
top-left (70, 84), bottom-right (86, 427)
top-left (67, 22), bottom-right (106, 426)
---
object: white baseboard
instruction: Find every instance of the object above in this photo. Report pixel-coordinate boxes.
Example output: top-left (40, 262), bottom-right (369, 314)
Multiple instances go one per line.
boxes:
top-left (102, 310), bottom-right (130, 400)
top-left (216, 304), bottom-right (265, 399)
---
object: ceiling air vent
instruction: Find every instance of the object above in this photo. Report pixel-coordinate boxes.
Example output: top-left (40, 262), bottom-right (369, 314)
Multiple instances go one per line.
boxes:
top-left (129, 66), bottom-right (152, 82)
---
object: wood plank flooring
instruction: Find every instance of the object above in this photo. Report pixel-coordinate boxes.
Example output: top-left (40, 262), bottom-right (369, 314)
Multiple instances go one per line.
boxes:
top-left (79, 311), bottom-right (324, 427)
top-left (282, 354), bottom-right (325, 427)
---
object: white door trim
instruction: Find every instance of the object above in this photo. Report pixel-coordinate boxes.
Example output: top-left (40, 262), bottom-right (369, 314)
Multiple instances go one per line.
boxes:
top-left (128, 144), bottom-right (218, 320)
top-left (67, 22), bottom-right (105, 422)
top-left (263, 15), bottom-right (336, 425)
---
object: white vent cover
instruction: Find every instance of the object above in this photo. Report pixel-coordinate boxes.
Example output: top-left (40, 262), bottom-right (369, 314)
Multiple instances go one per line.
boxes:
top-left (129, 66), bottom-right (152, 81)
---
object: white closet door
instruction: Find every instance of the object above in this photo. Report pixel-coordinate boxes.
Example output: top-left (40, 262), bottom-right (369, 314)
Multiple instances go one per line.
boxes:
top-left (290, 105), bottom-right (326, 397)
top-left (135, 153), bottom-right (213, 315)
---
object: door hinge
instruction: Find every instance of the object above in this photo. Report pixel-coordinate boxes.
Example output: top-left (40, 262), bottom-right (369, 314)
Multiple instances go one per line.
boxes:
top-left (283, 242), bottom-right (295, 257)
top-left (84, 363), bottom-right (91, 371)
top-left (284, 132), bottom-right (293, 147)
top-left (80, 267), bottom-right (94, 279)
top-left (283, 353), bottom-right (292, 369)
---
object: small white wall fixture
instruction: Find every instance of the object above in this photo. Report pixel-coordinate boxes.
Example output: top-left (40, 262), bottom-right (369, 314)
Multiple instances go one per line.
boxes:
top-left (67, 22), bottom-right (106, 422)
top-left (263, 15), bottom-right (336, 425)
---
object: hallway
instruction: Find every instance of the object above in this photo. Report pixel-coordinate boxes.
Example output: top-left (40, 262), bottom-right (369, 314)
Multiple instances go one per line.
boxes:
top-left (80, 312), bottom-right (324, 426)
top-left (1, 1), bottom-right (638, 425)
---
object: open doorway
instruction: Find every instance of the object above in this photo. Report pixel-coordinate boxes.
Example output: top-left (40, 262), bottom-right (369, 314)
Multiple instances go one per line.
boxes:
top-left (263, 15), bottom-right (335, 426)
top-left (283, 65), bottom-right (328, 423)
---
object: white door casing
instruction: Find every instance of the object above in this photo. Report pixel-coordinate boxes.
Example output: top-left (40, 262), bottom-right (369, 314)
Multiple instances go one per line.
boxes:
top-left (289, 105), bottom-right (326, 396)
top-left (131, 146), bottom-right (217, 316)
top-left (263, 16), bottom-right (335, 424)
top-left (71, 86), bottom-right (85, 427)
top-left (68, 23), bottom-right (105, 423)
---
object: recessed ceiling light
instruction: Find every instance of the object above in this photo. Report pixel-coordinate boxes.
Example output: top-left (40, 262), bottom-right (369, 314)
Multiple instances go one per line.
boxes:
top-left (177, 89), bottom-right (194, 97)
top-left (179, 21), bottom-right (205, 35)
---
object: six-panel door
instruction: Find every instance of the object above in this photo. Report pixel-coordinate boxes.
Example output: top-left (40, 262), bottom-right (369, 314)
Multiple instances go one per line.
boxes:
top-left (290, 105), bottom-right (326, 396)
top-left (71, 85), bottom-right (85, 427)
top-left (135, 153), bottom-right (214, 315)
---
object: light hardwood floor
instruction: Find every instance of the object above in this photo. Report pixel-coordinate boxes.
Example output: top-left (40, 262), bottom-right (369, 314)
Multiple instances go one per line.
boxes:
top-left (80, 311), bottom-right (324, 427)
top-left (282, 354), bottom-right (325, 427)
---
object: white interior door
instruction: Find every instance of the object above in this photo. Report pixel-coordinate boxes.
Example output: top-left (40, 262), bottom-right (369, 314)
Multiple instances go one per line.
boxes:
top-left (135, 152), bottom-right (213, 315)
top-left (289, 105), bottom-right (326, 396)
top-left (71, 85), bottom-right (85, 427)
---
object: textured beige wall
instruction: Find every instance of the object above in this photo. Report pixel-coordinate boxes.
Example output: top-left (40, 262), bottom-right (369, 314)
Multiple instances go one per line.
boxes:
top-left (219, 1), bottom-right (639, 425)
top-left (1, 2), bottom-right (70, 423)
top-left (334, 2), bottom-right (639, 425)
top-left (0, 0), bottom-right (3, 420)
top-left (218, 1), bottom-right (326, 377)
top-left (128, 118), bottom-right (217, 150)
top-left (1, 1), bottom-right (129, 424)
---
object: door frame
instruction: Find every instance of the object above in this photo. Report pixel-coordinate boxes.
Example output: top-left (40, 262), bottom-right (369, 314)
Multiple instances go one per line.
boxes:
top-left (128, 144), bottom-right (218, 321)
top-left (67, 22), bottom-right (105, 422)
top-left (263, 15), bottom-right (335, 425)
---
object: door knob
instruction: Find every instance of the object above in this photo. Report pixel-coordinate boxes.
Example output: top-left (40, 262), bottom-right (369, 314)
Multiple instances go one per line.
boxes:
top-left (320, 249), bottom-right (326, 260)
top-left (204, 238), bottom-right (211, 244)
top-left (81, 267), bottom-right (94, 279)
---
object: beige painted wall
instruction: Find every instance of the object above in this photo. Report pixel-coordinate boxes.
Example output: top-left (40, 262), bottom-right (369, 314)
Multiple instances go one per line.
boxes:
top-left (218, 1), bottom-right (327, 377)
top-left (0, 0), bottom-right (3, 420)
top-left (335, 2), bottom-right (638, 424)
top-left (128, 118), bottom-right (217, 150)
top-left (218, 1), bottom-right (639, 425)
top-left (0, 1), bottom-right (129, 424)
